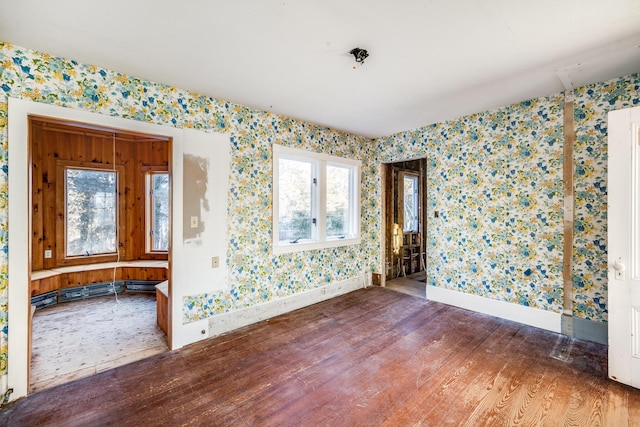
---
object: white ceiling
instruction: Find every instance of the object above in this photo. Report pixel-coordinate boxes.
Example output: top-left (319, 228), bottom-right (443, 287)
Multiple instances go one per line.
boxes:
top-left (1, 0), bottom-right (639, 138)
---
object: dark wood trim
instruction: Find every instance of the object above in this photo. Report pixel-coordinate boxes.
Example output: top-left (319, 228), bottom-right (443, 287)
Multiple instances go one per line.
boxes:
top-left (380, 164), bottom-right (387, 287)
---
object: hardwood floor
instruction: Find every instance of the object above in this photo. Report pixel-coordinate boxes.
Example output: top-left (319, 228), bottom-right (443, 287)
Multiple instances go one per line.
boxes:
top-left (2, 287), bottom-right (639, 426)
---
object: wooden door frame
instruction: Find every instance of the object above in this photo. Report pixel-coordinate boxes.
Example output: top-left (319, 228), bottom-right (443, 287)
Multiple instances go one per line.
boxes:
top-left (381, 164), bottom-right (387, 287)
top-left (380, 158), bottom-right (427, 284)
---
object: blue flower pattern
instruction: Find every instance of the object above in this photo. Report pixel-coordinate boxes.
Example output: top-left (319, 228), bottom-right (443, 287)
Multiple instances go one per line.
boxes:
top-left (0, 41), bottom-right (638, 374)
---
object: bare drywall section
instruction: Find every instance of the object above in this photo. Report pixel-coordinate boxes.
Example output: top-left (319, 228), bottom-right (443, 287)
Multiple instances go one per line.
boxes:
top-left (178, 129), bottom-right (231, 298)
top-left (183, 154), bottom-right (209, 242)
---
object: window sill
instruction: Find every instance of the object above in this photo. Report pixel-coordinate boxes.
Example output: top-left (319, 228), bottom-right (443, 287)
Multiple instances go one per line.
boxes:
top-left (272, 236), bottom-right (361, 255)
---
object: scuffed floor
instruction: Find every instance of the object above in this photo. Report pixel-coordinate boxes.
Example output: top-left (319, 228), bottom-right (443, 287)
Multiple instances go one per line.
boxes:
top-left (5, 287), bottom-right (637, 425)
top-left (30, 292), bottom-right (169, 392)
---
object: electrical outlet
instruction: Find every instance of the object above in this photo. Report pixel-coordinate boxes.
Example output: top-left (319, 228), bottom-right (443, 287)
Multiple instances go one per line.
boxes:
top-left (211, 256), bottom-right (219, 268)
top-left (44, 250), bottom-right (52, 259)
top-left (190, 216), bottom-right (198, 228)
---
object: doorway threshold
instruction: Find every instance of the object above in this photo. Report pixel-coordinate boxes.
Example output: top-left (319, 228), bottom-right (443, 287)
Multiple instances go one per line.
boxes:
top-left (383, 272), bottom-right (426, 299)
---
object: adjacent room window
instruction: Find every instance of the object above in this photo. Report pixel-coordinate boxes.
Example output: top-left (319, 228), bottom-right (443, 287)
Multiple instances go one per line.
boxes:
top-left (65, 168), bottom-right (117, 257)
top-left (273, 144), bottom-right (360, 254)
top-left (147, 172), bottom-right (170, 252)
top-left (403, 174), bottom-right (419, 232)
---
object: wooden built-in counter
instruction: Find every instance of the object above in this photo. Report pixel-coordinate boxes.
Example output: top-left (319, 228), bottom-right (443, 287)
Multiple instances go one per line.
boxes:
top-left (155, 281), bottom-right (169, 335)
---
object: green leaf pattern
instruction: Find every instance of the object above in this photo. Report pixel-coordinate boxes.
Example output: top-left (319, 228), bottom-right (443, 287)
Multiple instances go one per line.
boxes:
top-left (0, 41), bottom-right (638, 374)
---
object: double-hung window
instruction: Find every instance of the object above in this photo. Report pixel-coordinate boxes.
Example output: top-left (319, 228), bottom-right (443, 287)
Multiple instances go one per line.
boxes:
top-left (273, 144), bottom-right (360, 254)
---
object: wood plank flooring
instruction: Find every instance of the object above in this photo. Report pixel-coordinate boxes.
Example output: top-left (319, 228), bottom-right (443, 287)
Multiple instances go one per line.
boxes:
top-left (2, 286), bottom-right (639, 426)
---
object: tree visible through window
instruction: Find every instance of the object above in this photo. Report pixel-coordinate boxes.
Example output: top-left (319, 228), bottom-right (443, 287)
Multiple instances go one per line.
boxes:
top-left (149, 173), bottom-right (170, 251)
top-left (65, 168), bottom-right (117, 256)
top-left (273, 144), bottom-right (360, 254)
top-left (326, 164), bottom-right (350, 238)
top-left (277, 158), bottom-right (313, 242)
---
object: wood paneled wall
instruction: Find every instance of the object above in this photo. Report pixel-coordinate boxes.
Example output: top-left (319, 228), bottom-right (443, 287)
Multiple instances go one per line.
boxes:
top-left (30, 117), bottom-right (170, 270)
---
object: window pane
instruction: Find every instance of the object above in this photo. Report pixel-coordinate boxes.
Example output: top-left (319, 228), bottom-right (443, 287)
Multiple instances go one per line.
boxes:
top-left (326, 165), bottom-right (350, 238)
top-left (66, 169), bottom-right (117, 256)
top-left (152, 173), bottom-right (170, 251)
top-left (403, 176), bottom-right (419, 232)
top-left (279, 158), bottom-right (312, 242)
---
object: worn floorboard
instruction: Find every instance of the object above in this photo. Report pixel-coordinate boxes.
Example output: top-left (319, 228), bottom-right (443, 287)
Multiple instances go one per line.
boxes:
top-left (30, 292), bottom-right (168, 392)
top-left (2, 287), bottom-right (639, 426)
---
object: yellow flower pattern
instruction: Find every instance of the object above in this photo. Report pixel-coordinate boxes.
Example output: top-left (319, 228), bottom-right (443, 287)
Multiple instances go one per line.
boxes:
top-left (0, 41), bottom-right (638, 374)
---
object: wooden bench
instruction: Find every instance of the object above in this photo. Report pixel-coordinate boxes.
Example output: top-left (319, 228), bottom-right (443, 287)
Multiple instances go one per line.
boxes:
top-left (31, 260), bottom-right (168, 297)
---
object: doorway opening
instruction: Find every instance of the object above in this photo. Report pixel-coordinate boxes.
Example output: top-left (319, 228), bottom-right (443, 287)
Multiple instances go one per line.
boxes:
top-left (28, 117), bottom-right (171, 391)
top-left (382, 158), bottom-right (427, 298)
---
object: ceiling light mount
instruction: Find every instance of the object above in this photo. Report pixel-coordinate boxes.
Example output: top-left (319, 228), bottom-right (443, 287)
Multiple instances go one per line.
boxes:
top-left (349, 47), bottom-right (369, 64)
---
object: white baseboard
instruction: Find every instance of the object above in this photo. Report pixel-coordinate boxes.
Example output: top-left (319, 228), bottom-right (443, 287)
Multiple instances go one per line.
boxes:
top-left (206, 274), bottom-right (368, 338)
top-left (426, 285), bottom-right (562, 333)
top-left (179, 319), bottom-right (210, 347)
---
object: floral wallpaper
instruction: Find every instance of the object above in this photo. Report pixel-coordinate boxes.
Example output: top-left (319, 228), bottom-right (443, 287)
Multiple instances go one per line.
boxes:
top-left (190, 111), bottom-right (377, 319)
top-left (573, 75), bottom-right (640, 321)
top-left (376, 74), bottom-right (640, 324)
top-left (0, 40), bottom-right (638, 375)
top-left (0, 42), bottom-right (376, 374)
top-left (377, 97), bottom-right (566, 314)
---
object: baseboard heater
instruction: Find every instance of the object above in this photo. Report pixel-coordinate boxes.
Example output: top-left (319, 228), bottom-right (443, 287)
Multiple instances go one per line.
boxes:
top-left (31, 280), bottom-right (163, 309)
top-left (60, 281), bottom-right (125, 303)
top-left (125, 280), bottom-right (163, 293)
top-left (31, 291), bottom-right (58, 310)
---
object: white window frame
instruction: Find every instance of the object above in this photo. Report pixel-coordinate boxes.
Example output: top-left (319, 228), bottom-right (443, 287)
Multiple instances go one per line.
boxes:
top-left (273, 144), bottom-right (361, 254)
